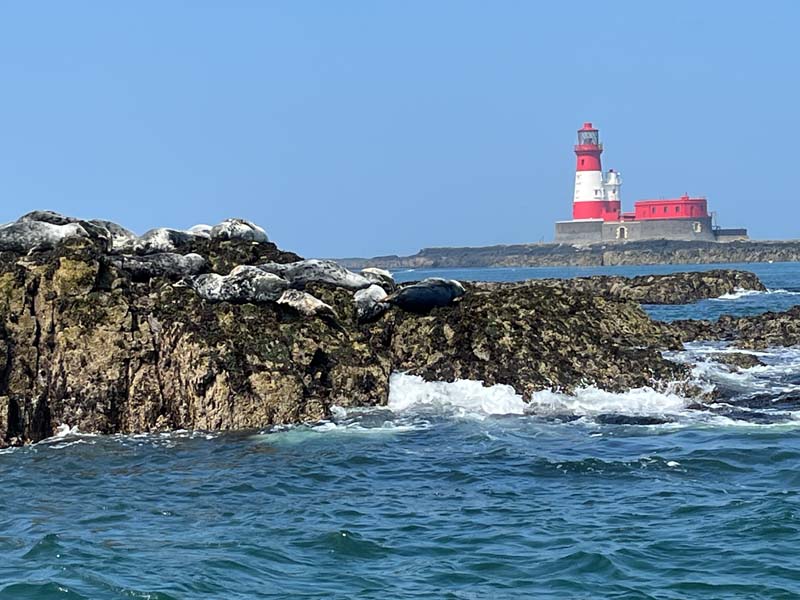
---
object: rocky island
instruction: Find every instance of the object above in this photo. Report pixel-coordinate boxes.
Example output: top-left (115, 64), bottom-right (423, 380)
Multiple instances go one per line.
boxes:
top-left (0, 211), bottom-right (795, 447)
top-left (339, 238), bottom-right (800, 269)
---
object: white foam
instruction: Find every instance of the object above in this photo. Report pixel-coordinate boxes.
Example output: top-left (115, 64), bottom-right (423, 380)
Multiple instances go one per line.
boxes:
top-left (53, 424), bottom-right (78, 438)
top-left (388, 373), bottom-right (693, 420)
top-left (526, 385), bottom-right (690, 418)
top-left (672, 342), bottom-right (800, 397)
top-left (388, 373), bottom-right (527, 418)
top-left (715, 288), bottom-right (800, 300)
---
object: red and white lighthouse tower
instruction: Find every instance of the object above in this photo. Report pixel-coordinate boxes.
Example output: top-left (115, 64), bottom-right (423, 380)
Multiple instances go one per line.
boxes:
top-left (572, 122), bottom-right (621, 220)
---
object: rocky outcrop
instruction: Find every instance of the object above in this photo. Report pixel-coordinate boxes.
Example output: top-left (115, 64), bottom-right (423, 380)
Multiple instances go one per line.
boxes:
top-left (3, 210), bottom-right (789, 448)
top-left (474, 270), bottom-right (765, 305)
top-left (387, 283), bottom-right (685, 399)
top-left (708, 352), bottom-right (765, 370)
top-left (673, 306), bottom-right (800, 350)
top-left (548, 270), bottom-right (766, 304)
top-left (0, 211), bottom-right (707, 447)
top-left (339, 239), bottom-right (800, 269)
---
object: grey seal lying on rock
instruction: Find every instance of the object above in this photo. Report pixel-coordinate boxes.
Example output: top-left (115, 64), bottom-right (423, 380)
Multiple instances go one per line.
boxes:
top-left (258, 259), bottom-right (371, 291)
top-left (210, 218), bottom-right (268, 243)
top-left (354, 284), bottom-right (390, 322)
top-left (0, 220), bottom-right (91, 252)
top-left (182, 265), bottom-right (288, 303)
top-left (386, 278), bottom-right (465, 313)
top-left (110, 253), bottom-right (206, 281)
top-left (277, 289), bottom-right (336, 318)
top-left (131, 228), bottom-right (197, 254)
top-left (360, 267), bottom-right (396, 291)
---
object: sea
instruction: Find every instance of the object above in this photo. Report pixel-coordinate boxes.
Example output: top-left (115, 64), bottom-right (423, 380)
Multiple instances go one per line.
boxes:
top-left (3, 262), bottom-right (800, 599)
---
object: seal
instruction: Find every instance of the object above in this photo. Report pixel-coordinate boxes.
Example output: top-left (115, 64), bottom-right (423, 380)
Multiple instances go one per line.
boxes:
top-left (0, 219), bottom-right (90, 252)
top-left (354, 284), bottom-right (389, 322)
top-left (277, 289), bottom-right (336, 318)
top-left (210, 218), bottom-right (268, 243)
top-left (110, 252), bottom-right (206, 281)
top-left (386, 278), bottom-right (465, 313)
top-left (89, 219), bottom-right (137, 250)
top-left (185, 265), bottom-right (288, 303)
top-left (131, 228), bottom-right (196, 254)
top-left (258, 259), bottom-right (371, 291)
top-left (360, 267), bottom-right (396, 291)
top-left (187, 224), bottom-right (213, 239)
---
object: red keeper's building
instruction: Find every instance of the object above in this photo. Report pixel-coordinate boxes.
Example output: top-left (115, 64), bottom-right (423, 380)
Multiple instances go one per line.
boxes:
top-left (555, 122), bottom-right (747, 244)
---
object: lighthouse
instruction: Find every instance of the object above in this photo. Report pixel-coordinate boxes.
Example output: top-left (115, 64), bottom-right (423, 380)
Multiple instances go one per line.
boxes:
top-left (572, 122), bottom-right (621, 221)
top-left (556, 121), bottom-right (748, 243)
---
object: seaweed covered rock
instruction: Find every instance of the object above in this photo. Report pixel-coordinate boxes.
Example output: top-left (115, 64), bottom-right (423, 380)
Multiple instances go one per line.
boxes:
top-left (0, 210), bottom-right (739, 448)
top-left (673, 305), bottom-right (800, 350)
top-left (708, 352), bottom-right (765, 370)
top-left (482, 270), bottom-right (767, 305)
top-left (387, 282), bottom-right (685, 398)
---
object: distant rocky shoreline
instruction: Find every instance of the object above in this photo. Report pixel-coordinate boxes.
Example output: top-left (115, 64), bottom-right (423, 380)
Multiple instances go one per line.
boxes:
top-left (338, 239), bottom-right (800, 269)
top-left (0, 211), bottom-right (798, 447)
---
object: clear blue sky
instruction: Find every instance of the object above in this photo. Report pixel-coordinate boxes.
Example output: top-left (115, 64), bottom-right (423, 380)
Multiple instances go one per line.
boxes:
top-left (0, 1), bottom-right (797, 257)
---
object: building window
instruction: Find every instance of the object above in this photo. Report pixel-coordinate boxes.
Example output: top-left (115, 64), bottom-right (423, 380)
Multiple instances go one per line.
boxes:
top-left (651, 207), bottom-right (656, 214)
top-left (693, 222), bottom-right (702, 233)
top-left (675, 206), bottom-right (680, 213)
top-left (664, 206), bottom-right (668, 213)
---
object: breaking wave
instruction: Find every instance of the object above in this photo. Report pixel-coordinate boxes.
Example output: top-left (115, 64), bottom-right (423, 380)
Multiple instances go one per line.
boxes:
top-left (715, 287), bottom-right (800, 300)
top-left (307, 344), bottom-right (800, 435)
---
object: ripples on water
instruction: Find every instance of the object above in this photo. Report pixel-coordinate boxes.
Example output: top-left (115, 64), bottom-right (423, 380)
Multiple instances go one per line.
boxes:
top-left (2, 262), bottom-right (800, 599)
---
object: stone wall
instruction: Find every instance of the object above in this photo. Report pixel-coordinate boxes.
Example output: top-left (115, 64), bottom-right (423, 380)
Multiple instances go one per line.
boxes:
top-left (556, 216), bottom-right (718, 244)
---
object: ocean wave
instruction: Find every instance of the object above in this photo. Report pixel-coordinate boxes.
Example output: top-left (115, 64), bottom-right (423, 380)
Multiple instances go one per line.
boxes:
top-left (388, 374), bottom-right (527, 417)
top-left (387, 373), bottom-right (703, 424)
top-left (715, 287), bottom-right (800, 300)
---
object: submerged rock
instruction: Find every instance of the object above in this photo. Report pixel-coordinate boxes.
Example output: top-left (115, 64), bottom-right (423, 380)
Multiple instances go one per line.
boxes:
top-left (708, 352), bottom-right (765, 371)
top-left (595, 414), bottom-right (672, 426)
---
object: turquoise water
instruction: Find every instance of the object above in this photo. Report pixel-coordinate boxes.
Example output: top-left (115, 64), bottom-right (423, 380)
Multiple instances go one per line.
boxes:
top-left (3, 262), bottom-right (800, 599)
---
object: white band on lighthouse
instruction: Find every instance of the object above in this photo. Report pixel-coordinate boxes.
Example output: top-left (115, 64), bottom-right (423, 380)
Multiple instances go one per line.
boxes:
top-left (573, 171), bottom-right (606, 202)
